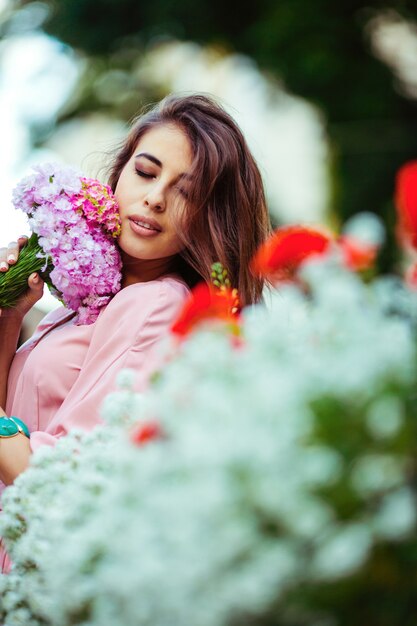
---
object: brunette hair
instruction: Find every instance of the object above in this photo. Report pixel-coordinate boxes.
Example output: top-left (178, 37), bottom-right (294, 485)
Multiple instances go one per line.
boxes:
top-left (108, 94), bottom-right (272, 306)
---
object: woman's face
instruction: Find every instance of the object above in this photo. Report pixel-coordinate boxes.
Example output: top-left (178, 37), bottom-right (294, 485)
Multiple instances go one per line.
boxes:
top-left (115, 123), bottom-right (193, 262)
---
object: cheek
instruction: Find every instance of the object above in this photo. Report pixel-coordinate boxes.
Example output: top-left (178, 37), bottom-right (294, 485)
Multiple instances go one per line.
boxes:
top-left (168, 231), bottom-right (185, 254)
top-left (165, 215), bottom-right (182, 244)
top-left (169, 199), bottom-right (188, 228)
top-left (114, 168), bottom-right (135, 209)
top-left (114, 182), bottom-right (124, 211)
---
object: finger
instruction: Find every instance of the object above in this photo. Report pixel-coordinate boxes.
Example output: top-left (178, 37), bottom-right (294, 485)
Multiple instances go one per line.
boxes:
top-left (17, 235), bottom-right (28, 249)
top-left (6, 241), bottom-right (19, 265)
top-left (29, 272), bottom-right (42, 284)
top-left (28, 273), bottom-right (44, 294)
top-left (20, 274), bottom-right (44, 309)
top-left (0, 247), bottom-right (8, 272)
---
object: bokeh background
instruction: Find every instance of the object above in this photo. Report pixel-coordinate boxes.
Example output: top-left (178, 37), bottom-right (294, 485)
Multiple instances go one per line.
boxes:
top-left (1, 0), bottom-right (417, 319)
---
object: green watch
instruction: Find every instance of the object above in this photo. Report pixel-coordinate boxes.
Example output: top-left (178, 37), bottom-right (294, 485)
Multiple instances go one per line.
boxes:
top-left (0, 416), bottom-right (30, 439)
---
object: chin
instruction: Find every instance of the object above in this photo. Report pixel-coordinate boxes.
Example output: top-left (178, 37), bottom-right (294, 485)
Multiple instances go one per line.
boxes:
top-left (118, 231), bottom-right (182, 262)
top-left (117, 235), bottom-right (147, 258)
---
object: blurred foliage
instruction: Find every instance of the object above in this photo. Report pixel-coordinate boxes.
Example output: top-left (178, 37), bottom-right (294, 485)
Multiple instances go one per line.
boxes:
top-left (3, 0), bottom-right (417, 268)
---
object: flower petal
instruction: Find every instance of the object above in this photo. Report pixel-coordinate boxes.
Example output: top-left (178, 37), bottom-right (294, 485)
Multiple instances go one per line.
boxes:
top-left (171, 282), bottom-right (239, 338)
top-left (395, 161), bottom-right (417, 249)
top-left (339, 235), bottom-right (378, 271)
top-left (250, 225), bottom-right (332, 282)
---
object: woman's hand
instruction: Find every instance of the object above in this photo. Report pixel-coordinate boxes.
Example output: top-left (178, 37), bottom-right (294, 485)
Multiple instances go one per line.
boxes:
top-left (0, 236), bottom-right (44, 320)
top-left (0, 236), bottom-right (29, 271)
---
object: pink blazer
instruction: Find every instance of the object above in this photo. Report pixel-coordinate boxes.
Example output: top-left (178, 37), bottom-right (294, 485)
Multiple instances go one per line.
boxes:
top-left (0, 276), bottom-right (190, 573)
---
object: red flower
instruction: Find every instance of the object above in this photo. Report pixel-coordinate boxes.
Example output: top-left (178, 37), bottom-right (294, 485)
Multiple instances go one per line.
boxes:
top-left (250, 225), bottom-right (332, 282)
top-left (405, 262), bottom-right (417, 290)
top-left (338, 235), bottom-right (378, 271)
top-left (130, 420), bottom-right (163, 446)
top-left (395, 161), bottom-right (417, 249)
top-left (171, 282), bottom-right (240, 338)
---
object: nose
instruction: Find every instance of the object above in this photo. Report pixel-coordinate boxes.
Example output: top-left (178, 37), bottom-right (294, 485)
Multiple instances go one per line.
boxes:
top-left (143, 183), bottom-right (166, 212)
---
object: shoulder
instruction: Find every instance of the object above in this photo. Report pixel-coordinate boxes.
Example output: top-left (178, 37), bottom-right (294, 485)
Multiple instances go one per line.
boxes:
top-left (110, 275), bottom-right (190, 307)
top-left (36, 305), bottom-right (74, 333)
top-left (98, 275), bottom-right (191, 339)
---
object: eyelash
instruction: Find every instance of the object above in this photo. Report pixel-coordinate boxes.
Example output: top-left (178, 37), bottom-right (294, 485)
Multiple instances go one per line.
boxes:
top-left (135, 169), bottom-right (154, 179)
top-left (135, 168), bottom-right (189, 199)
top-left (177, 188), bottom-right (189, 199)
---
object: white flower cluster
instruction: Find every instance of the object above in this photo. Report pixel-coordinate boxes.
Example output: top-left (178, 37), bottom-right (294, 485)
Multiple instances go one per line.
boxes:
top-left (1, 261), bottom-right (416, 626)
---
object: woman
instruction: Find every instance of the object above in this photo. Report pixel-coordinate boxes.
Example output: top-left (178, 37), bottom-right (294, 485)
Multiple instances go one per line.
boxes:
top-left (0, 93), bottom-right (271, 570)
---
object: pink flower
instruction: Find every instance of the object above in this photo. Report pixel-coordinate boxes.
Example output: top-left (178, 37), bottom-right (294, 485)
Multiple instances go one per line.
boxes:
top-left (12, 163), bottom-right (123, 325)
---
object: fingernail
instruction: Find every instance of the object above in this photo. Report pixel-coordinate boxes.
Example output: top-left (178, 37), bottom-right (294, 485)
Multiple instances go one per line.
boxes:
top-left (30, 273), bottom-right (39, 283)
top-left (0, 262), bottom-right (7, 271)
top-left (7, 255), bottom-right (15, 264)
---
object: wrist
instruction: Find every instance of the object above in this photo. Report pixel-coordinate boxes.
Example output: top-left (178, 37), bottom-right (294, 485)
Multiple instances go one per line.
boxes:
top-left (0, 309), bottom-right (24, 328)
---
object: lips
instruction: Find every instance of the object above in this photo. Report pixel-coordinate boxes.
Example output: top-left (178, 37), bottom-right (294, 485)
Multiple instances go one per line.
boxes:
top-left (128, 215), bottom-right (162, 232)
top-left (128, 215), bottom-right (162, 239)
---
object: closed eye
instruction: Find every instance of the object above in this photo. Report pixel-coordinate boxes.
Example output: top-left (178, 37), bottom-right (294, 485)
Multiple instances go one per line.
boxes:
top-left (176, 186), bottom-right (189, 199)
top-left (135, 169), bottom-right (154, 179)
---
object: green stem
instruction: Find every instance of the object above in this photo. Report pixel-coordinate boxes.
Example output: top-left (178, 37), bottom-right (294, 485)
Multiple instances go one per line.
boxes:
top-left (0, 233), bottom-right (54, 308)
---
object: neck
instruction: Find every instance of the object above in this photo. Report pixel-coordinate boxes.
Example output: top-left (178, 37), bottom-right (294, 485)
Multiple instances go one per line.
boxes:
top-left (121, 252), bottom-right (179, 288)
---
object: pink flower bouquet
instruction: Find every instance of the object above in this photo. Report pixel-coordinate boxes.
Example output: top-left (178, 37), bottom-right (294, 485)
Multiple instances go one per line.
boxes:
top-left (0, 163), bottom-right (122, 325)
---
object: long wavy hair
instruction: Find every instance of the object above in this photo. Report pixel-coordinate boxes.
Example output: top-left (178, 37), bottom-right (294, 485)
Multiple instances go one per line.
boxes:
top-left (108, 93), bottom-right (272, 306)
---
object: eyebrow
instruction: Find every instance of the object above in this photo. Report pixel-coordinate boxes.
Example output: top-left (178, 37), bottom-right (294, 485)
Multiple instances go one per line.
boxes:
top-left (135, 152), bottom-right (162, 167)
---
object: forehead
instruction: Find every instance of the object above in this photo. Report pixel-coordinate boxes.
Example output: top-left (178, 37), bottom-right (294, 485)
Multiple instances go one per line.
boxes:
top-left (133, 124), bottom-right (193, 169)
